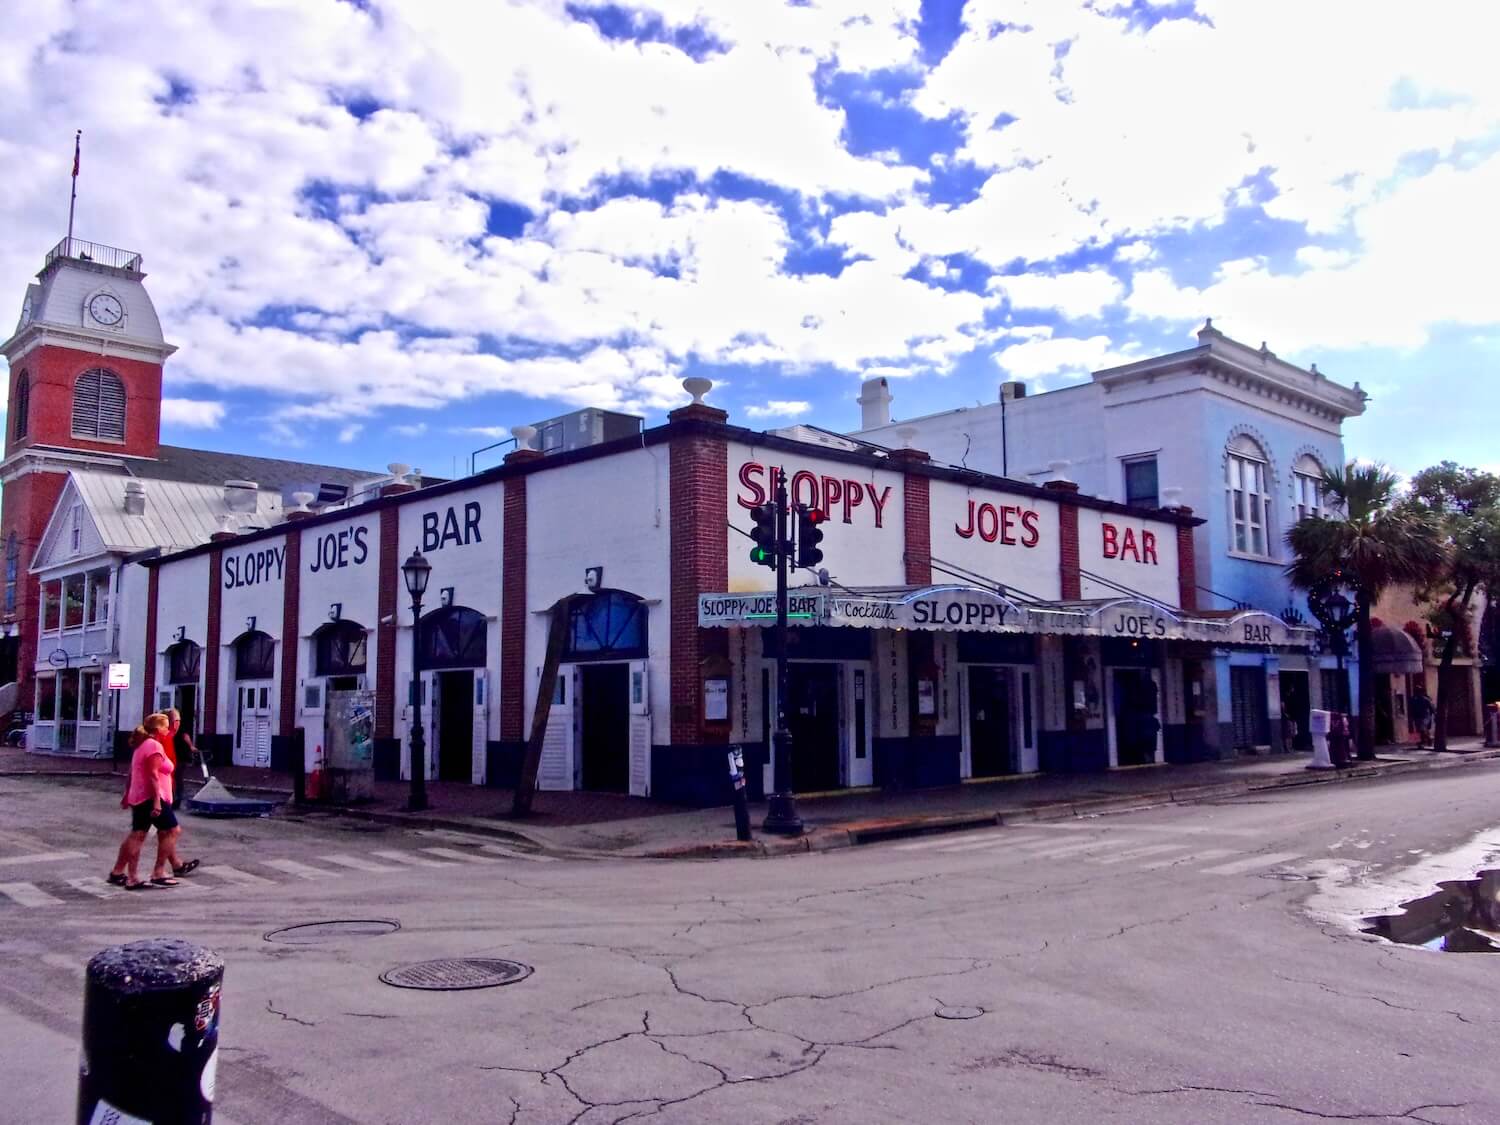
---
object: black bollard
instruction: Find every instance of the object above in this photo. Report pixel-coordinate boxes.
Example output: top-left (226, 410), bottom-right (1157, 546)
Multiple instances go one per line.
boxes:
top-left (727, 747), bottom-right (752, 843)
top-left (78, 938), bottom-right (224, 1125)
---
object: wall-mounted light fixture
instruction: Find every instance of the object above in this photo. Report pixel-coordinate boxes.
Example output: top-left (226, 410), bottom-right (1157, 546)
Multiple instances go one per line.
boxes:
top-left (174, 626), bottom-right (187, 643)
top-left (584, 566), bottom-right (603, 592)
top-left (245, 615), bottom-right (257, 632)
top-left (329, 602), bottom-right (342, 622)
top-left (440, 587), bottom-right (455, 608)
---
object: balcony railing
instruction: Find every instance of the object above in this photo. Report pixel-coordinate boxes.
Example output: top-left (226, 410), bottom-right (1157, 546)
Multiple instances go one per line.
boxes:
top-left (44, 237), bottom-right (143, 273)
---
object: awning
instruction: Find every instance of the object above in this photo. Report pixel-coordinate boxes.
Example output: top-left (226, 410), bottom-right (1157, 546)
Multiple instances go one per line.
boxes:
top-left (698, 586), bottom-right (1318, 649)
top-left (1371, 623), bottom-right (1424, 674)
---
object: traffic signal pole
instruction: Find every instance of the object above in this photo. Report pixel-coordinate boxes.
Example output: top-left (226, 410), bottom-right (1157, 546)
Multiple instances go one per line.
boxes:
top-left (762, 467), bottom-right (804, 835)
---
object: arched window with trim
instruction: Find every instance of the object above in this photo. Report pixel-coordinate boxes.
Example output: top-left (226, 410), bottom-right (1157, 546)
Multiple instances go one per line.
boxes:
top-left (565, 589), bottom-right (648, 661)
top-left (1292, 454), bottom-right (1325, 522)
top-left (166, 639), bottom-right (202, 685)
top-left (11, 372), bottom-right (29, 440)
top-left (71, 368), bottom-right (126, 440)
top-left (1225, 434), bottom-right (1273, 557)
top-left (416, 606), bottom-right (487, 670)
top-left (314, 620), bottom-right (368, 676)
top-left (233, 630), bottom-right (276, 680)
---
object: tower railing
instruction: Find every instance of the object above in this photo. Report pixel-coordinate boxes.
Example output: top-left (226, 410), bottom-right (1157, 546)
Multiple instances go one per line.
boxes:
top-left (44, 238), bottom-right (143, 273)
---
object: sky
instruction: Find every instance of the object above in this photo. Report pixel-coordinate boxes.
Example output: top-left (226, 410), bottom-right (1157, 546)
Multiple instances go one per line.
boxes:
top-left (3, 0), bottom-right (1498, 481)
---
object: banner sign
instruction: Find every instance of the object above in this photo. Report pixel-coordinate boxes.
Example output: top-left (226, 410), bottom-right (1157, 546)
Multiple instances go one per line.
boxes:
top-left (697, 592), bottom-right (825, 627)
top-left (827, 588), bottom-right (1024, 633)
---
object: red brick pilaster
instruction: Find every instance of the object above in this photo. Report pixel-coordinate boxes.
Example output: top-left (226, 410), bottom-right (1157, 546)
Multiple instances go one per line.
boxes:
top-left (1047, 483), bottom-right (1081, 600)
top-left (668, 406), bottom-right (729, 746)
top-left (142, 566), bottom-right (159, 711)
top-left (375, 507), bottom-right (399, 740)
top-left (501, 452), bottom-right (543, 742)
top-left (1174, 508), bottom-right (1197, 611)
top-left (203, 549), bottom-right (222, 735)
top-left (279, 532), bottom-right (301, 737)
top-left (891, 450), bottom-right (931, 586)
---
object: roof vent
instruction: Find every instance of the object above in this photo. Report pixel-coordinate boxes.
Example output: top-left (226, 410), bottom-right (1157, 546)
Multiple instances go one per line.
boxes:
top-left (123, 479), bottom-right (146, 516)
top-left (1000, 380), bottom-right (1027, 401)
top-left (857, 376), bottom-right (893, 429)
top-left (223, 479), bottom-right (259, 514)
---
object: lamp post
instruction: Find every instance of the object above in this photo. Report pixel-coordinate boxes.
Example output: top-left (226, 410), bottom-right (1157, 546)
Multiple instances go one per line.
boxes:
top-left (402, 549), bottom-right (432, 812)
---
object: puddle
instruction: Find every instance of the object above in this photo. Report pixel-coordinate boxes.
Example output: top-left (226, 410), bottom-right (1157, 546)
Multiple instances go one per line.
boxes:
top-left (1362, 870), bottom-right (1500, 952)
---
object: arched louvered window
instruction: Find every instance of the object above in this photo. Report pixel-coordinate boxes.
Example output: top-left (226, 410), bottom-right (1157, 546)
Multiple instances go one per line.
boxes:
top-left (72, 368), bottom-right (126, 440)
top-left (416, 606), bottom-right (487, 670)
top-left (233, 630), bottom-right (276, 680)
top-left (314, 620), bottom-right (368, 676)
top-left (11, 372), bottom-right (29, 439)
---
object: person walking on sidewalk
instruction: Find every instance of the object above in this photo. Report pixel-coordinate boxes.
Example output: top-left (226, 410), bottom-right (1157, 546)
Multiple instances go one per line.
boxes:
top-left (106, 713), bottom-right (195, 888)
top-left (1409, 684), bottom-right (1436, 750)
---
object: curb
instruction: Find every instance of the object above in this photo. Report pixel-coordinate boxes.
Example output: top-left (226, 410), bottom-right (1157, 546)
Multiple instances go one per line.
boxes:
top-left (639, 747), bottom-right (1500, 859)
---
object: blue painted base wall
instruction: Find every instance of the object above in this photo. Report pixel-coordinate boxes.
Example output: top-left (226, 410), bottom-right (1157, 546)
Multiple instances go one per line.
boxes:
top-left (873, 735), bottom-right (961, 790)
top-left (485, 740), bottom-right (524, 788)
top-left (1038, 729), bottom-right (1109, 773)
top-left (374, 737), bottom-right (401, 782)
top-left (651, 742), bottom-right (763, 807)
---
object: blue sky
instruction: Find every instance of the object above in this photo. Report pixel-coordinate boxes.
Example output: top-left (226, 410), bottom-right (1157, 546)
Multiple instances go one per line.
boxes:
top-left (3, 0), bottom-right (1498, 480)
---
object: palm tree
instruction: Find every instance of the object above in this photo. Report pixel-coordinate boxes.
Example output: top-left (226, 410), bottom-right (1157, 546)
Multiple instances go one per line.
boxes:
top-left (1287, 463), bottom-right (1446, 759)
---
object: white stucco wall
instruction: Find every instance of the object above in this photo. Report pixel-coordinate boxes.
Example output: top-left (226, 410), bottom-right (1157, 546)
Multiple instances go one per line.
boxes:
top-left (1077, 507), bottom-right (1181, 606)
top-left (927, 479), bottom-right (1062, 600)
top-left (726, 442), bottom-right (906, 591)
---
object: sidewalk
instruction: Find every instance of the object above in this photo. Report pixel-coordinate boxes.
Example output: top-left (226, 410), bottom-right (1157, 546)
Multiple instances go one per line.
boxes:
top-left (10, 739), bottom-right (1499, 859)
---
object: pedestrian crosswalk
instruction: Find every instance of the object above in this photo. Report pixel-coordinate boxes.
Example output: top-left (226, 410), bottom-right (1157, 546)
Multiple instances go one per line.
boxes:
top-left (0, 834), bottom-right (563, 910)
top-left (889, 826), bottom-right (1313, 878)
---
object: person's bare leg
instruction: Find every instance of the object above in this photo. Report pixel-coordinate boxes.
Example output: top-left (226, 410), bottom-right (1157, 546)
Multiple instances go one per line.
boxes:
top-left (151, 829), bottom-right (178, 882)
top-left (112, 831), bottom-right (147, 884)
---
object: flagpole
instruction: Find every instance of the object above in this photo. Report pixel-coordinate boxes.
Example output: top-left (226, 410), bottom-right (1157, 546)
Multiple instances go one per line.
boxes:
top-left (66, 130), bottom-right (81, 255)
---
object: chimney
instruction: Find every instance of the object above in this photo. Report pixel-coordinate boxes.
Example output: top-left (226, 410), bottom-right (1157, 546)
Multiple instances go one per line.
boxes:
top-left (223, 479), bottom-right (259, 514)
top-left (380, 462), bottom-right (415, 497)
top-left (123, 479), bottom-right (146, 516)
top-left (286, 491), bottom-right (315, 521)
top-left (1000, 380), bottom-right (1027, 401)
top-left (857, 376), bottom-right (893, 429)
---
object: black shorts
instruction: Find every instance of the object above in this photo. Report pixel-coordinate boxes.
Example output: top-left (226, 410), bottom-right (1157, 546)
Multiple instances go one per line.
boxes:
top-left (131, 800), bottom-right (179, 833)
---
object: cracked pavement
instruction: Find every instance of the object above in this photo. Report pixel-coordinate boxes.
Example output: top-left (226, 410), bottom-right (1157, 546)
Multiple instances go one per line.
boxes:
top-left (5, 766), bottom-right (1500, 1122)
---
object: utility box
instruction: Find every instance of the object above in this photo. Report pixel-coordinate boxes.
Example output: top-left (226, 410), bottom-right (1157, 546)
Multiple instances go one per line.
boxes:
top-left (325, 690), bottom-right (376, 803)
top-left (529, 408), bottom-right (643, 455)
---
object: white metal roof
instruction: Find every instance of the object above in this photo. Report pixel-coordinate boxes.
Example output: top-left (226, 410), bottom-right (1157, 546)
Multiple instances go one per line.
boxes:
top-left (71, 471), bottom-right (283, 554)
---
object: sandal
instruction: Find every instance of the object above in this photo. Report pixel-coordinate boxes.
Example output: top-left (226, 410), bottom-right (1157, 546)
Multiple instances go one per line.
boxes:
top-left (150, 877), bottom-right (180, 887)
top-left (172, 859), bottom-right (200, 877)
top-left (124, 881), bottom-right (150, 891)
top-left (106, 873), bottom-right (128, 886)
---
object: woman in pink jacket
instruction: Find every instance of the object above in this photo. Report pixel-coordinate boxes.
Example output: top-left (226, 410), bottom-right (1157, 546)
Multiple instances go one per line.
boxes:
top-left (107, 713), bottom-right (186, 888)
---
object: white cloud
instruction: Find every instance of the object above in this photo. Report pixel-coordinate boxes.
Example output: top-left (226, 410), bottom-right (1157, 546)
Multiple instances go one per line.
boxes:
top-left (994, 335), bottom-right (1137, 381)
top-left (160, 398), bottom-right (226, 428)
top-left (337, 423), bottom-right (363, 443)
top-left (744, 400), bottom-right (812, 420)
top-left (453, 426), bottom-right (511, 439)
top-left (390, 422), bottom-right (428, 437)
top-left (990, 268), bottom-right (1123, 318)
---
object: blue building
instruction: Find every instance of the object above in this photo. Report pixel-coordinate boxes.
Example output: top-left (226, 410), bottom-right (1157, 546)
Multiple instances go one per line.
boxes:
top-left (847, 321), bottom-right (1368, 758)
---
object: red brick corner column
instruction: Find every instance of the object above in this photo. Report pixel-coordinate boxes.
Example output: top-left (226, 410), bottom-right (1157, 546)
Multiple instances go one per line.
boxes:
top-left (1046, 481), bottom-right (1082, 601)
top-left (891, 449), bottom-right (932, 586)
top-left (142, 566), bottom-right (160, 711)
top-left (1173, 507), bottom-right (1197, 612)
top-left (279, 530), bottom-right (302, 737)
top-left (501, 449), bottom-right (544, 743)
top-left (374, 507), bottom-right (400, 740)
top-left (203, 547), bottom-right (224, 736)
top-left (668, 403), bottom-right (730, 747)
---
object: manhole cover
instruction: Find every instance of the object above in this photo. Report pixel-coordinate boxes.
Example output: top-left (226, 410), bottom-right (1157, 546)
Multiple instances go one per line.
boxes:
top-left (380, 958), bottom-right (533, 991)
top-left (265, 920), bottom-right (400, 944)
top-left (935, 1005), bottom-right (985, 1020)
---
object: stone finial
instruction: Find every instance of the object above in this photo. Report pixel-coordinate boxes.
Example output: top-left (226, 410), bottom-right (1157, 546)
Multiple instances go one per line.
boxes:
top-left (286, 490), bottom-right (315, 522)
top-left (683, 376), bottom-right (713, 405)
top-left (897, 426), bottom-right (919, 449)
top-left (1042, 459), bottom-right (1078, 493)
top-left (1198, 317), bottom-right (1222, 341)
top-left (1310, 362), bottom-right (1320, 376)
top-left (210, 512), bottom-right (237, 542)
top-left (511, 425), bottom-right (537, 452)
top-left (1160, 486), bottom-right (1184, 509)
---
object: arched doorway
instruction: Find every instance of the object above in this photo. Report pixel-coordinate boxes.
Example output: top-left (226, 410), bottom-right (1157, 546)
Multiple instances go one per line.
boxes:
top-left (561, 590), bottom-right (649, 794)
top-left (416, 606), bottom-right (487, 782)
top-left (163, 639), bottom-right (202, 742)
top-left (231, 630), bottom-right (275, 767)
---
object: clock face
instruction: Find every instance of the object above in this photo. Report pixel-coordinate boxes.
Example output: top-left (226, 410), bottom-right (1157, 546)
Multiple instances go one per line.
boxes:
top-left (87, 292), bottom-right (124, 327)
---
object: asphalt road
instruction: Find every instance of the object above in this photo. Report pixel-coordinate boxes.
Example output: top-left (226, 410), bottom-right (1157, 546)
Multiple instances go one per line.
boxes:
top-left (5, 765), bottom-right (1500, 1124)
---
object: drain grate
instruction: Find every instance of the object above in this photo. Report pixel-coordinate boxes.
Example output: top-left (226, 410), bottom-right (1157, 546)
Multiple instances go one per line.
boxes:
top-left (265, 919), bottom-right (400, 944)
top-left (380, 957), bottom-right (533, 991)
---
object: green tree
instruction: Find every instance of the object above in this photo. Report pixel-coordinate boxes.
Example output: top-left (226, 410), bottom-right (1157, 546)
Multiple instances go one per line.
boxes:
top-left (1402, 463), bottom-right (1500, 750)
top-left (1287, 463), bottom-right (1446, 759)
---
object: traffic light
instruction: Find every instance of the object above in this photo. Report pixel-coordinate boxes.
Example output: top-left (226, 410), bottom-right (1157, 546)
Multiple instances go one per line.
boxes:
top-left (795, 505), bottom-right (826, 568)
top-left (749, 502), bottom-right (778, 569)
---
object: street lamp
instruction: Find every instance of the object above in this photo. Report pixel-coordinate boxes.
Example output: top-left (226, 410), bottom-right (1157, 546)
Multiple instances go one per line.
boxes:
top-left (402, 548), bottom-right (432, 812)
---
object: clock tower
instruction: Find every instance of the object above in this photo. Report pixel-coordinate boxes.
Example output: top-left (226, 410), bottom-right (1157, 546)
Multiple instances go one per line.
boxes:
top-left (0, 236), bottom-right (175, 713)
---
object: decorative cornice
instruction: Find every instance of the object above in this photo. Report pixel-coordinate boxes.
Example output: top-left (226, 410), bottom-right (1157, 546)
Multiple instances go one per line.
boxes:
top-left (1, 321), bottom-right (176, 365)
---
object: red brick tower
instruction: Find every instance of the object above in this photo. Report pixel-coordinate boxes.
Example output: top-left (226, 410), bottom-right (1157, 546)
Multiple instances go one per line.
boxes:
top-left (0, 237), bottom-right (174, 712)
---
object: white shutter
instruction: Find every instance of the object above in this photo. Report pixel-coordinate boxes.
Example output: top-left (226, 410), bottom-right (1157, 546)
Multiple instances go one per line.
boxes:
top-left (426, 672), bottom-right (440, 780)
top-left (628, 714), bottom-right (650, 797)
top-left (235, 689), bottom-right (254, 767)
top-left (472, 671), bottom-right (488, 785)
top-left (252, 714), bottom-right (272, 768)
top-left (538, 666), bottom-right (575, 791)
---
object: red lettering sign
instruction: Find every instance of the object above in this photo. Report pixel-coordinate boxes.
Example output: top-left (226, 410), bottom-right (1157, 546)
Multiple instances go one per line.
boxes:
top-left (1101, 521), bottom-right (1160, 565)
top-left (735, 461), bottom-right (893, 527)
top-left (954, 499), bottom-right (1044, 549)
top-left (1102, 522), bottom-right (1119, 558)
